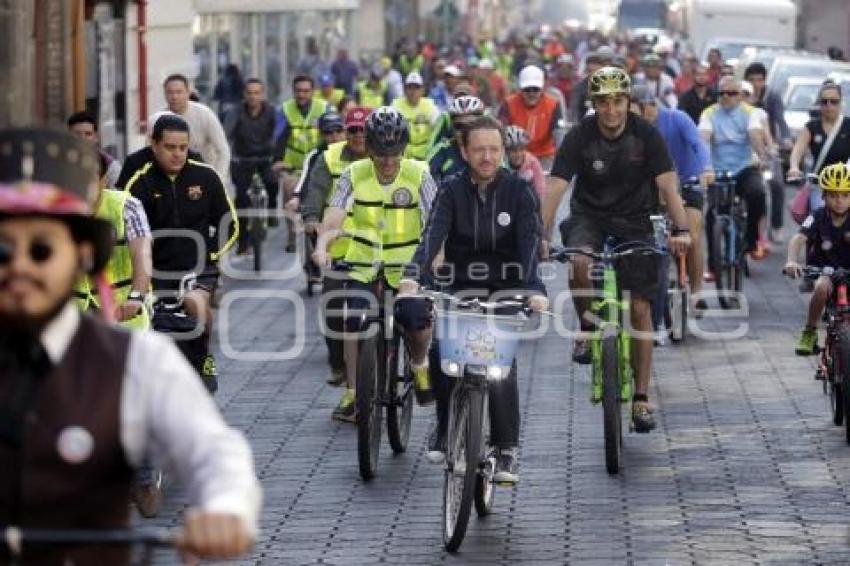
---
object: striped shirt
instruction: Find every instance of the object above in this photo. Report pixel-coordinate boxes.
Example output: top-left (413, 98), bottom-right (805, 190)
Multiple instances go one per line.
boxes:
top-left (123, 195), bottom-right (151, 241)
top-left (328, 166), bottom-right (439, 227)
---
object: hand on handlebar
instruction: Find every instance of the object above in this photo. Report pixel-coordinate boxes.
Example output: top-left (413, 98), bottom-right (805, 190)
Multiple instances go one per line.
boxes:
top-left (699, 170), bottom-right (715, 189)
top-left (177, 510), bottom-right (254, 562)
top-left (284, 197), bottom-right (300, 212)
top-left (115, 301), bottom-right (143, 322)
top-left (311, 250), bottom-right (331, 269)
top-left (786, 168), bottom-right (803, 183)
top-left (783, 261), bottom-right (803, 279)
top-left (668, 232), bottom-right (692, 256)
top-left (397, 278), bottom-right (420, 296)
top-left (527, 294), bottom-right (549, 313)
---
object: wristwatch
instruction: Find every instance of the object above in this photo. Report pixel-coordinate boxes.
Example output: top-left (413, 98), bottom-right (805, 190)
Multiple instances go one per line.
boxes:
top-left (671, 227), bottom-right (690, 236)
top-left (127, 290), bottom-right (145, 302)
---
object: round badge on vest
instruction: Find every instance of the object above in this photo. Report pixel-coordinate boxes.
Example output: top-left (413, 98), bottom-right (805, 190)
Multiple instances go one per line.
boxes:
top-left (392, 188), bottom-right (413, 207)
top-left (497, 212), bottom-right (512, 227)
top-left (57, 425), bottom-right (95, 464)
top-left (814, 134), bottom-right (824, 144)
top-left (822, 240), bottom-right (833, 251)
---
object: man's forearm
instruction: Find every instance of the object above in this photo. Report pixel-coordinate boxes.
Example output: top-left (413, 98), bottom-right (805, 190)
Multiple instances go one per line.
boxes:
top-left (317, 207), bottom-right (346, 253)
top-left (128, 237), bottom-right (152, 294)
top-left (542, 176), bottom-right (568, 234)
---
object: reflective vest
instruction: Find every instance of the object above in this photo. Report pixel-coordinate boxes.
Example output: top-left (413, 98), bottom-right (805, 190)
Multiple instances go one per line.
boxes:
top-left (282, 99), bottom-right (327, 171)
top-left (315, 88), bottom-right (345, 109)
top-left (505, 93), bottom-right (558, 159)
top-left (75, 189), bottom-right (151, 330)
top-left (323, 141), bottom-right (357, 259)
top-left (345, 158), bottom-right (427, 288)
top-left (358, 80), bottom-right (387, 109)
top-left (399, 53), bottom-right (424, 76)
top-left (392, 96), bottom-right (438, 161)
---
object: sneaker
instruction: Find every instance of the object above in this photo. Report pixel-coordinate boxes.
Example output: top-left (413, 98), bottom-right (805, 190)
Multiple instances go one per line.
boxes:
top-left (795, 327), bottom-right (817, 356)
top-left (692, 298), bottom-right (707, 319)
top-left (631, 402), bottom-right (656, 433)
top-left (493, 448), bottom-right (519, 485)
top-left (201, 353), bottom-right (218, 394)
top-left (132, 471), bottom-right (163, 519)
top-left (412, 364), bottom-right (434, 405)
top-left (572, 339), bottom-right (591, 365)
top-left (326, 368), bottom-right (346, 387)
top-left (332, 388), bottom-right (356, 422)
top-left (426, 424), bottom-right (447, 464)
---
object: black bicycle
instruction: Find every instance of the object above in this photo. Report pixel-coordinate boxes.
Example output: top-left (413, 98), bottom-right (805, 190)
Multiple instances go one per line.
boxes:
top-left (706, 171), bottom-right (748, 309)
top-left (232, 157), bottom-right (270, 272)
top-left (336, 262), bottom-right (416, 480)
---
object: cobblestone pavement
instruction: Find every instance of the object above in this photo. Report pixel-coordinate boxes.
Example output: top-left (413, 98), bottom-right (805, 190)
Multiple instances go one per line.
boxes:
top-left (146, 222), bottom-right (850, 565)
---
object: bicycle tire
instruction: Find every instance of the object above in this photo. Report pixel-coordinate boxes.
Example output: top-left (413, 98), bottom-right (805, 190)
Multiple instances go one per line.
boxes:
top-left (713, 219), bottom-right (736, 310)
top-left (357, 331), bottom-right (384, 481)
top-left (251, 220), bottom-right (263, 272)
top-left (601, 331), bottom-right (622, 475)
top-left (386, 335), bottom-right (413, 454)
top-left (837, 325), bottom-right (850, 440)
top-left (474, 384), bottom-right (496, 517)
top-left (669, 283), bottom-right (685, 343)
top-left (443, 388), bottom-right (481, 552)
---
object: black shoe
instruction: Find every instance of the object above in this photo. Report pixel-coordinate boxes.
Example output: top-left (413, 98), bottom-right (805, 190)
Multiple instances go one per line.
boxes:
top-left (572, 339), bottom-right (591, 365)
top-left (493, 448), bottom-right (518, 485)
top-left (426, 424), bottom-right (446, 464)
top-left (631, 403), bottom-right (657, 433)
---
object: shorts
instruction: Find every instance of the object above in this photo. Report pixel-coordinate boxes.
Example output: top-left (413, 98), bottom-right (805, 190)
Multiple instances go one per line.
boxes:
top-left (342, 279), bottom-right (433, 332)
top-left (559, 214), bottom-right (659, 301)
top-left (681, 186), bottom-right (704, 211)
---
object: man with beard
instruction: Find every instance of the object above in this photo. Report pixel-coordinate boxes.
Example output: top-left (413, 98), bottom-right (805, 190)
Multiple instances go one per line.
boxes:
top-left (0, 127), bottom-right (260, 564)
top-left (680, 64), bottom-right (717, 125)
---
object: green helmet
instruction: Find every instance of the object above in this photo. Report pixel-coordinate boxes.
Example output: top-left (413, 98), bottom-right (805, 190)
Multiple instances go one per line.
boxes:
top-left (589, 66), bottom-right (632, 98)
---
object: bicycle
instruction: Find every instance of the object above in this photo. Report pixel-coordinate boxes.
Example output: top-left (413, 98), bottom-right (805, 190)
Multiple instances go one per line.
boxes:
top-left (550, 239), bottom-right (664, 474)
top-left (426, 290), bottom-right (530, 552)
top-left (785, 265), bottom-right (850, 443)
top-left (1, 525), bottom-right (175, 565)
top-left (231, 157), bottom-right (270, 273)
top-left (335, 261), bottom-right (416, 481)
top-left (706, 170), bottom-right (748, 309)
top-left (650, 213), bottom-right (688, 344)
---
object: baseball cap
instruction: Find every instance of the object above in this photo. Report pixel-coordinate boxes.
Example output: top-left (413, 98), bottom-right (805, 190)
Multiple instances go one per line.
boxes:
top-left (630, 84), bottom-right (656, 105)
top-left (345, 106), bottom-right (370, 128)
top-left (405, 71), bottom-right (424, 87)
top-left (319, 73), bottom-right (334, 87)
top-left (444, 64), bottom-right (463, 77)
top-left (518, 65), bottom-right (545, 90)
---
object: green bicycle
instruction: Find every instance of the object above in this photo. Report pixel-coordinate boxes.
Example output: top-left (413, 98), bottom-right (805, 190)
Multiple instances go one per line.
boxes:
top-left (551, 238), bottom-right (664, 474)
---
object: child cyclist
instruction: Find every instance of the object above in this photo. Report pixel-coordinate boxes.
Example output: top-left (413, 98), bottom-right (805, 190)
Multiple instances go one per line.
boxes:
top-left (504, 125), bottom-right (546, 200)
top-left (785, 162), bottom-right (850, 355)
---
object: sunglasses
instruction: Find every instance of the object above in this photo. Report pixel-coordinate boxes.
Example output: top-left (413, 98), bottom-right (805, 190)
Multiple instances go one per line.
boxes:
top-left (719, 90), bottom-right (740, 97)
top-left (821, 98), bottom-right (842, 106)
top-left (346, 126), bottom-right (365, 134)
top-left (521, 87), bottom-right (542, 94)
top-left (0, 239), bottom-right (54, 266)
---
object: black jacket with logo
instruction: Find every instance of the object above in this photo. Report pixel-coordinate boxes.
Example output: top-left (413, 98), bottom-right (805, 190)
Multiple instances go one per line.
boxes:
top-left (406, 168), bottom-right (545, 293)
top-left (126, 159), bottom-right (237, 275)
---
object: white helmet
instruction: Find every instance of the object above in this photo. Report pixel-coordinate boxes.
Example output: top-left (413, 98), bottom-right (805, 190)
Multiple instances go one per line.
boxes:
top-left (448, 95), bottom-right (485, 117)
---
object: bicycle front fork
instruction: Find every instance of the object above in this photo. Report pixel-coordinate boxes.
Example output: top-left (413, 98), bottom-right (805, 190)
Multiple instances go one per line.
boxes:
top-left (590, 324), bottom-right (634, 404)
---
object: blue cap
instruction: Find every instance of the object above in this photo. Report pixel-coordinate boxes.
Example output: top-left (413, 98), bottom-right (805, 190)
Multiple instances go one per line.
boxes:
top-left (319, 73), bottom-right (334, 87)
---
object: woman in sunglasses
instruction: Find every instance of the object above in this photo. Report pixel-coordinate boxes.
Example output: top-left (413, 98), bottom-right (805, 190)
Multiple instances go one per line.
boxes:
top-left (788, 81), bottom-right (850, 211)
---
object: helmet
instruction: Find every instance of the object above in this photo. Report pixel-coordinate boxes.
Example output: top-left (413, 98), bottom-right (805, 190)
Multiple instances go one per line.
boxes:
top-left (365, 106), bottom-right (409, 155)
top-left (448, 95), bottom-right (485, 117)
top-left (504, 125), bottom-right (530, 149)
top-left (818, 162), bottom-right (850, 192)
top-left (589, 66), bottom-right (631, 98)
top-left (318, 111), bottom-right (344, 134)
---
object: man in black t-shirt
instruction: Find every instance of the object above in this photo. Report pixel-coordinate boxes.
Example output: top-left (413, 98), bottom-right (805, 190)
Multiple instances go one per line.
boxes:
top-left (542, 67), bottom-right (692, 433)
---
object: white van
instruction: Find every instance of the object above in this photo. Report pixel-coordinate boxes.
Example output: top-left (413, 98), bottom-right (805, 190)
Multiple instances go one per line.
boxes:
top-left (684, 0), bottom-right (796, 59)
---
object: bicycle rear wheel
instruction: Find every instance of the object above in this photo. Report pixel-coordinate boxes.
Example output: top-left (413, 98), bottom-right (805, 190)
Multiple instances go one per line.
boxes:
top-left (600, 330), bottom-right (622, 475)
top-left (443, 387), bottom-right (482, 552)
top-left (386, 335), bottom-right (413, 454)
top-left (357, 331), bottom-right (385, 480)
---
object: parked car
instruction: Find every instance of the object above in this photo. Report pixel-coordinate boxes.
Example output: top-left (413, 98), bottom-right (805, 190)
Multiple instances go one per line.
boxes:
top-left (766, 55), bottom-right (850, 101)
top-left (700, 37), bottom-right (781, 68)
top-left (782, 72), bottom-right (850, 138)
top-left (735, 47), bottom-right (826, 79)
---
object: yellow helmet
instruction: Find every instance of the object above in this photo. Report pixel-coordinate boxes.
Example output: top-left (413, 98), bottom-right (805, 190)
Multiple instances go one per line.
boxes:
top-left (818, 162), bottom-right (850, 192)
top-left (589, 66), bottom-right (631, 98)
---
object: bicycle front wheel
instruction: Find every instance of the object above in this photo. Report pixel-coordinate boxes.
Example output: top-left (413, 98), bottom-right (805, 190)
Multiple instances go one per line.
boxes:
top-left (386, 336), bottom-right (413, 454)
top-left (357, 331), bottom-right (385, 480)
top-left (712, 219), bottom-right (736, 309)
top-left (600, 331), bottom-right (622, 475)
top-left (443, 387), bottom-right (482, 552)
top-left (251, 220), bottom-right (263, 272)
top-left (836, 326), bottom-right (850, 441)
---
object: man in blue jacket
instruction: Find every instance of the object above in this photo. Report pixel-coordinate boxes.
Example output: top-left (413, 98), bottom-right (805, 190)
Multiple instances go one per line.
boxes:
top-left (632, 84), bottom-right (713, 314)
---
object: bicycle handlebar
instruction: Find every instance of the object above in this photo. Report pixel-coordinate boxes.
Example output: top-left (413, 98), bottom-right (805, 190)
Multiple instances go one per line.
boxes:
top-left (420, 289), bottom-right (531, 316)
top-left (2, 526), bottom-right (176, 555)
top-left (548, 242), bottom-right (665, 264)
top-left (784, 265), bottom-right (850, 280)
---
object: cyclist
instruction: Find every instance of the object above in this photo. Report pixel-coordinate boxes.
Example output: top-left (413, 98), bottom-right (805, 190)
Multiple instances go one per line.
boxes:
top-left (225, 78), bottom-right (278, 253)
top-left (698, 75), bottom-right (770, 263)
top-left (542, 67), bottom-right (692, 433)
top-left (784, 163), bottom-right (850, 355)
top-left (630, 84), bottom-right (713, 316)
top-left (67, 111), bottom-right (122, 189)
top-left (300, 107), bottom-right (370, 387)
top-left (392, 71), bottom-right (441, 161)
top-left (274, 74), bottom-right (329, 251)
top-left (315, 72), bottom-right (346, 109)
top-left (312, 107), bottom-right (438, 422)
top-left (638, 53), bottom-right (677, 109)
top-left (398, 115), bottom-right (549, 483)
top-left (75, 152), bottom-right (153, 330)
top-left (428, 95), bottom-right (485, 184)
top-left (356, 63), bottom-right (391, 109)
top-left (499, 65), bottom-right (562, 170)
top-left (0, 127), bottom-right (259, 564)
top-left (504, 125), bottom-right (546, 200)
top-left (124, 115), bottom-right (238, 392)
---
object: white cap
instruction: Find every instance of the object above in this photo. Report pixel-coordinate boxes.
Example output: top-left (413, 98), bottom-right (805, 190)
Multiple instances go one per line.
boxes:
top-left (518, 65), bottom-right (545, 89)
top-left (740, 80), bottom-right (754, 96)
top-left (478, 58), bottom-right (494, 70)
top-left (405, 71), bottom-right (424, 86)
top-left (444, 64), bottom-right (463, 77)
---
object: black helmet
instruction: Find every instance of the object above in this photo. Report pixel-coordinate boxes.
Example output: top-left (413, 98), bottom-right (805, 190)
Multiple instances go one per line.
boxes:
top-left (318, 111), bottom-right (344, 134)
top-left (365, 106), bottom-right (409, 155)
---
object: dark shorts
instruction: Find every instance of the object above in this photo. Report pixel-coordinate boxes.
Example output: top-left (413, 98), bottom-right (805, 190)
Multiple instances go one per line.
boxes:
top-left (559, 214), bottom-right (659, 301)
top-left (681, 186), bottom-right (704, 211)
top-left (342, 279), bottom-right (433, 332)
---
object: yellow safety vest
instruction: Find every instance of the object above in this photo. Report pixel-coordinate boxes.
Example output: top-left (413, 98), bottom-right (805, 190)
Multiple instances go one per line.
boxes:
top-left (315, 88), bottom-right (345, 109)
top-left (357, 80), bottom-right (387, 109)
top-left (392, 96), bottom-right (438, 161)
top-left (399, 53), bottom-right (424, 77)
top-left (323, 141), bottom-right (357, 259)
top-left (344, 158), bottom-right (426, 288)
top-left (282, 99), bottom-right (327, 171)
top-left (75, 189), bottom-right (151, 330)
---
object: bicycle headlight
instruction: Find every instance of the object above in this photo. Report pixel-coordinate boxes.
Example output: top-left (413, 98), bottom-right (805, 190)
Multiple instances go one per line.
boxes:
top-left (442, 360), bottom-right (463, 377)
top-left (487, 366), bottom-right (505, 380)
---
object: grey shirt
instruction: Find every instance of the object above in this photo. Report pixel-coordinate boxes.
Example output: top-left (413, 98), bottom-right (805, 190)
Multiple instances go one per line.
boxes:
top-left (301, 145), bottom-right (367, 223)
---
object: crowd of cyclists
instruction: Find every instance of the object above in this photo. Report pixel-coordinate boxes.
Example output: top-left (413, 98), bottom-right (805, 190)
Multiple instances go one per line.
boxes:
top-left (4, 22), bottom-right (850, 563)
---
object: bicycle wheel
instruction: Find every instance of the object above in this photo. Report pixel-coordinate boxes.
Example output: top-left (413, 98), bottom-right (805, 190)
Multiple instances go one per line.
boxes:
top-left (474, 379), bottom-right (496, 517)
top-left (669, 283), bottom-right (685, 343)
top-left (386, 335), bottom-right (413, 454)
top-left (828, 345), bottom-right (844, 426)
top-left (357, 330), bottom-right (385, 480)
top-left (443, 387), bottom-right (482, 552)
top-left (600, 330), bottom-right (622, 475)
top-left (251, 219), bottom-right (263, 272)
top-left (836, 326), bottom-right (850, 440)
top-left (713, 219), bottom-right (736, 309)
